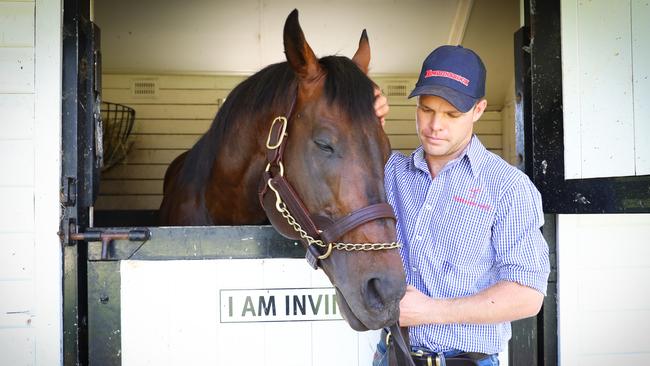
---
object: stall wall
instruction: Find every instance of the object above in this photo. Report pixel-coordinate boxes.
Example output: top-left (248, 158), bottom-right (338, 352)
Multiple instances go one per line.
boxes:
top-left (93, 0), bottom-right (521, 211)
top-left (96, 74), bottom-right (505, 210)
top-left (557, 214), bottom-right (650, 365)
top-left (562, 0), bottom-right (650, 178)
top-left (0, 0), bottom-right (62, 365)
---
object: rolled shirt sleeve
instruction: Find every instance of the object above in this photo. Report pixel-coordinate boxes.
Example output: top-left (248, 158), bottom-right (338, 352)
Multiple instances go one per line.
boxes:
top-left (492, 175), bottom-right (550, 295)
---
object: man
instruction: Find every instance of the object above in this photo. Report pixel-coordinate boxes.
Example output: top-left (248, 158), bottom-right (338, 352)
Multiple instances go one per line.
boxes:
top-left (372, 45), bottom-right (550, 366)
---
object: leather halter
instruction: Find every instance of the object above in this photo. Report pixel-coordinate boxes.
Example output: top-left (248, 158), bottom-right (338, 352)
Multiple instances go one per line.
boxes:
top-left (258, 100), bottom-right (399, 269)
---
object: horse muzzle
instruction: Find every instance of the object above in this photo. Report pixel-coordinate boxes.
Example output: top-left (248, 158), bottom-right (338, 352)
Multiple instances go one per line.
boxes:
top-left (334, 270), bottom-right (405, 331)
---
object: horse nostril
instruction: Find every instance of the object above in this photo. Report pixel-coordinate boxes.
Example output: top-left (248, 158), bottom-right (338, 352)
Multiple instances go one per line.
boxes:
top-left (364, 277), bottom-right (386, 310)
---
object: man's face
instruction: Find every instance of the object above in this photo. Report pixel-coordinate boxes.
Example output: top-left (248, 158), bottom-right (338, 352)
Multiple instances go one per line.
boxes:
top-left (415, 95), bottom-right (486, 162)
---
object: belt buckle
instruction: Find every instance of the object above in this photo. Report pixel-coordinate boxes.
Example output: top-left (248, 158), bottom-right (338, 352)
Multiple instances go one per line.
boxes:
top-left (411, 349), bottom-right (443, 366)
top-left (426, 354), bottom-right (441, 366)
top-left (432, 353), bottom-right (440, 366)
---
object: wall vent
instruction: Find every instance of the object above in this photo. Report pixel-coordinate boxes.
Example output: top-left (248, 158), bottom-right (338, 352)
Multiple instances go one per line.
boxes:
top-left (131, 79), bottom-right (159, 98)
top-left (385, 83), bottom-right (408, 97)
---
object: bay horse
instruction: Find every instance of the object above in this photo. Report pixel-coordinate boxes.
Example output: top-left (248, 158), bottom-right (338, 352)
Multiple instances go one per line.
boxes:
top-left (159, 9), bottom-right (405, 331)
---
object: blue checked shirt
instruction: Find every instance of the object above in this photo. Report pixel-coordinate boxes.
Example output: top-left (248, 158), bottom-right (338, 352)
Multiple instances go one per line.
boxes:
top-left (384, 135), bottom-right (550, 355)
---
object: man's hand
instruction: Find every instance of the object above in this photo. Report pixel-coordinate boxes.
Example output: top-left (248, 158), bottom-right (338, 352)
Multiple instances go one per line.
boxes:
top-left (373, 86), bottom-right (389, 127)
top-left (399, 285), bottom-right (437, 326)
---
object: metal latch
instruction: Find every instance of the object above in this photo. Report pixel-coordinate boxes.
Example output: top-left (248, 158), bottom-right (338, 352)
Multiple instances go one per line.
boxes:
top-left (70, 229), bottom-right (151, 260)
top-left (62, 176), bottom-right (77, 206)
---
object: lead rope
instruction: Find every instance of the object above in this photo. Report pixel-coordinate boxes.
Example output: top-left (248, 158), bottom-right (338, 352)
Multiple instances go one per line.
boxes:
top-left (387, 324), bottom-right (416, 366)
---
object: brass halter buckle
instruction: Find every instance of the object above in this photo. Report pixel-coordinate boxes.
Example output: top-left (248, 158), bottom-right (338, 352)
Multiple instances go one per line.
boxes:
top-left (265, 116), bottom-right (288, 149)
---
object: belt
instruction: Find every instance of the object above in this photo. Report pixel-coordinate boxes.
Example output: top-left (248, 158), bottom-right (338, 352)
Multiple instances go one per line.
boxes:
top-left (411, 350), bottom-right (490, 366)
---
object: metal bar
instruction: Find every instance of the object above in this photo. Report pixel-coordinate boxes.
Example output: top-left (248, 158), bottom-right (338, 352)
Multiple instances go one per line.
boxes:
top-left (87, 261), bottom-right (121, 366)
top-left (541, 214), bottom-right (558, 366)
top-left (62, 0), bottom-right (90, 364)
top-left (71, 229), bottom-right (151, 260)
top-left (71, 229), bottom-right (151, 242)
top-left (87, 226), bottom-right (304, 261)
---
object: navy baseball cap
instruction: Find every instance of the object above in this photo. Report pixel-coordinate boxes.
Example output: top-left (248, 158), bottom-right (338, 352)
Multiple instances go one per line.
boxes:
top-left (409, 45), bottom-right (486, 112)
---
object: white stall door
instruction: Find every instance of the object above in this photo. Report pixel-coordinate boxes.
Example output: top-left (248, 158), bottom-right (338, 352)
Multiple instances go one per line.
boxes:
top-left (121, 259), bottom-right (380, 366)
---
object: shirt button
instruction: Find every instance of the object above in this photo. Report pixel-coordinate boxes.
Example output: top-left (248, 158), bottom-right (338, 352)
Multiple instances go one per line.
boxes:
top-left (416, 235), bottom-right (423, 240)
top-left (411, 267), bottom-right (418, 272)
top-left (424, 204), bottom-right (432, 210)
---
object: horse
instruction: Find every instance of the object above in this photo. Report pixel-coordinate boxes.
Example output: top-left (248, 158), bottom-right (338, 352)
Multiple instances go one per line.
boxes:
top-left (158, 9), bottom-right (405, 332)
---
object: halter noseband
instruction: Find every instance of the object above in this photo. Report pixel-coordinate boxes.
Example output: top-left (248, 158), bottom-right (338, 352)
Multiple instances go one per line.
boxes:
top-left (258, 102), bottom-right (401, 269)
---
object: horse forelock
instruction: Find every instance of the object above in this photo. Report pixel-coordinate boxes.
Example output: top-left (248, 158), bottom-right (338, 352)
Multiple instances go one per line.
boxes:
top-left (319, 56), bottom-right (376, 125)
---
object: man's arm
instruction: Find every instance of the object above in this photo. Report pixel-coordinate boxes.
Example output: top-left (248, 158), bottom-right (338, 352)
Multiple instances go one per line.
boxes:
top-left (399, 281), bottom-right (543, 326)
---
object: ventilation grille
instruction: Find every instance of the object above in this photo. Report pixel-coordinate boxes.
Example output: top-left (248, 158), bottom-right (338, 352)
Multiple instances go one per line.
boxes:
top-left (131, 79), bottom-right (158, 98)
top-left (385, 83), bottom-right (408, 97)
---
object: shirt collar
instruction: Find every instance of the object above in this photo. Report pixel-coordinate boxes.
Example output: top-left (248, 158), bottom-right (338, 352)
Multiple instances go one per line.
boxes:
top-left (409, 135), bottom-right (488, 178)
top-left (410, 146), bottom-right (429, 173)
top-left (465, 135), bottom-right (488, 177)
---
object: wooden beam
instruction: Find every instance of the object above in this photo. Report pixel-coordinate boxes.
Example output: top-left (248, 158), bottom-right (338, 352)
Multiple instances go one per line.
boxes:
top-left (447, 0), bottom-right (474, 45)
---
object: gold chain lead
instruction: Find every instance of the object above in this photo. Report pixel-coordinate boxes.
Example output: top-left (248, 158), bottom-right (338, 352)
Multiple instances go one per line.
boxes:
top-left (274, 194), bottom-right (401, 260)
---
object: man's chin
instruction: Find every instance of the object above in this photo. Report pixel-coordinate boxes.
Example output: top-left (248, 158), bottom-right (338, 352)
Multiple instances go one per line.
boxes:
top-left (421, 144), bottom-right (449, 157)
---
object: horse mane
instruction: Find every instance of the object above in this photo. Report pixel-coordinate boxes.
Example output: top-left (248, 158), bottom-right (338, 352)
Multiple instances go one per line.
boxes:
top-left (177, 55), bottom-right (376, 189)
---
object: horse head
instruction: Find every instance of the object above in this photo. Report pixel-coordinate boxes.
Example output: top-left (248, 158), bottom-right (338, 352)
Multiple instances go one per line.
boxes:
top-left (260, 10), bottom-right (406, 331)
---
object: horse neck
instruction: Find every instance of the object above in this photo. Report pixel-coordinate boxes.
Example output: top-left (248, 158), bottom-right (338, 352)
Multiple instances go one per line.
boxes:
top-left (204, 107), bottom-right (290, 225)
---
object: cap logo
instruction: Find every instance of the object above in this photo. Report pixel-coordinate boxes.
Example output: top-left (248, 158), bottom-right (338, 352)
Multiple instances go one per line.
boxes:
top-left (424, 69), bottom-right (470, 86)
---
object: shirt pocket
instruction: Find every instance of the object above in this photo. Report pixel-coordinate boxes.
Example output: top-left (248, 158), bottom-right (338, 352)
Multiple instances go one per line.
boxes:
top-left (434, 197), bottom-right (495, 296)
top-left (440, 189), bottom-right (494, 244)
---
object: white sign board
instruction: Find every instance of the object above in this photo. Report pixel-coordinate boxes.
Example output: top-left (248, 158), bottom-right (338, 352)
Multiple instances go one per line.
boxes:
top-left (121, 259), bottom-right (380, 366)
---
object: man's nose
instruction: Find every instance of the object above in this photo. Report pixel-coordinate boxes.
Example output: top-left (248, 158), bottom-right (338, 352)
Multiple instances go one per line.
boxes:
top-left (429, 113), bottom-right (444, 131)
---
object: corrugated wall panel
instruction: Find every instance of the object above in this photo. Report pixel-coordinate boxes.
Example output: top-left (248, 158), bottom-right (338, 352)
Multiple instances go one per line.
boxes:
top-left (97, 74), bottom-right (505, 210)
top-left (0, 234), bottom-right (34, 280)
top-left (0, 48), bottom-right (34, 93)
top-left (0, 2), bottom-right (38, 365)
top-left (0, 280), bottom-right (34, 328)
top-left (0, 328), bottom-right (34, 365)
top-left (0, 94), bottom-right (35, 138)
top-left (0, 141), bottom-right (34, 185)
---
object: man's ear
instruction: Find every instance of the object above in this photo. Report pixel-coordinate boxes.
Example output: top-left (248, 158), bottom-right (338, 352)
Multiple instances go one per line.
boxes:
top-left (472, 99), bottom-right (488, 123)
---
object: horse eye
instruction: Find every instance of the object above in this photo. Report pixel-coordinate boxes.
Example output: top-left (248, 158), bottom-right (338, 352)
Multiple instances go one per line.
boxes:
top-left (314, 139), bottom-right (334, 154)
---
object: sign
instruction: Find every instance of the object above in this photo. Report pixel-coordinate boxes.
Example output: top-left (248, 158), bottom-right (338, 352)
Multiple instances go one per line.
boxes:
top-left (220, 287), bottom-right (342, 323)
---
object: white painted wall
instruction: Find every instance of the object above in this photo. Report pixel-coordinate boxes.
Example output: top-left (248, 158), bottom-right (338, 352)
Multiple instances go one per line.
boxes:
top-left (0, 0), bottom-right (62, 365)
top-left (561, 0), bottom-right (650, 179)
top-left (94, 0), bottom-right (521, 111)
top-left (94, 0), bottom-right (458, 75)
top-left (557, 214), bottom-right (650, 365)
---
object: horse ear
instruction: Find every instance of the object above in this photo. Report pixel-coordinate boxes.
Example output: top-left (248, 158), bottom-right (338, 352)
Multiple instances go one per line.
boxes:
top-left (352, 29), bottom-right (371, 74)
top-left (283, 9), bottom-right (321, 81)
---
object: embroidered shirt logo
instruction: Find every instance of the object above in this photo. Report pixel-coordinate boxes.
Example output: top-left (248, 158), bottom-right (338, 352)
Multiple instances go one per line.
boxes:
top-left (424, 69), bottom-right (470, 86)
top-left (453, 188), bottom-right (490, 211)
